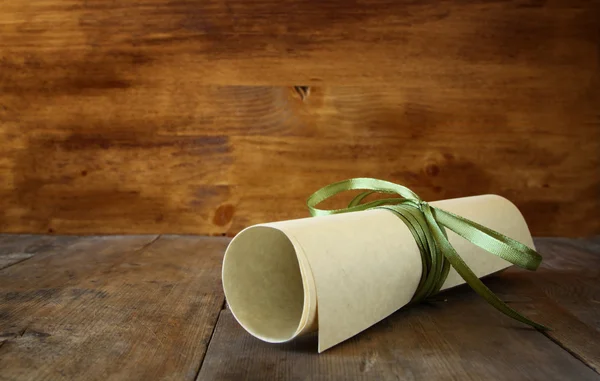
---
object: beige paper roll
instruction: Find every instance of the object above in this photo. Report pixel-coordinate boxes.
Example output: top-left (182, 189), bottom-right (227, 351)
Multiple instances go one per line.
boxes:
top-left (222, 194), bottom-right (534, 352)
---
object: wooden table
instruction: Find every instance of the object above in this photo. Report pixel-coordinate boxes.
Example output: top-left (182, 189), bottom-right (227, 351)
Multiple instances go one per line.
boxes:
top-left (0, 235), bottom-right (598, 380)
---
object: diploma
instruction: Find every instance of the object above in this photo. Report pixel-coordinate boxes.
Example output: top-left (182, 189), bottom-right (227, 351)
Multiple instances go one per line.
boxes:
top-left (222, 180), bottom-right (539, 352)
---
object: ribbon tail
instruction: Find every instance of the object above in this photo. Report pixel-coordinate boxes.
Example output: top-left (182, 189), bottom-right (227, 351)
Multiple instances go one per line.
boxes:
top-left (432, 207), bottom-right (542, 271)
top-left (424, 210), bottom-right (549, 331)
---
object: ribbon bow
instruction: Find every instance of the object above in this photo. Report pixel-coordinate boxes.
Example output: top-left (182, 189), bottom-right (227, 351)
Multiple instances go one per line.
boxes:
top-left (307, 178), bottom-right (547, 330)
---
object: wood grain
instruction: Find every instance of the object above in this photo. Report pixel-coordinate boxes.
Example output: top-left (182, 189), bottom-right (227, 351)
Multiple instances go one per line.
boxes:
top-left (0, 235), bottom-right (227, 381)
top-left (1, 0), bottom-right (598, 86)
top-left (534, 237), bottom-right (600, 331)
top-left (1, 0), bottom-right (599, 236)
top-left (1, 84), bottom-right (598, 236)
top-left (492, 272), bottom-right (600, 374)
top-left (513, 236), bottom-right (600, 372)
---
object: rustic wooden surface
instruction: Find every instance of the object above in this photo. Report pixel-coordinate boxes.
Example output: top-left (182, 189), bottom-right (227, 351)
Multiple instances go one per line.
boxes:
top-left (1, 0), bottom-right (599, 237)
top-left (0, 235), bottom-right (227, 380)
top-left (0, 235), bottom-right (599, 380)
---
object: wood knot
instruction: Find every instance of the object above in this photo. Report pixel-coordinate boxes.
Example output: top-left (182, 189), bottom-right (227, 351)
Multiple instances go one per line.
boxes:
top-left (213, 204), bottom-right (235, 226)
top-left (294, 86), bottom-right (311, 101)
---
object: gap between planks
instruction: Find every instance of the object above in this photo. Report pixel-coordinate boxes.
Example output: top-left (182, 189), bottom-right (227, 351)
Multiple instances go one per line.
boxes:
top-left (542, 331), bottom-right (599, 374)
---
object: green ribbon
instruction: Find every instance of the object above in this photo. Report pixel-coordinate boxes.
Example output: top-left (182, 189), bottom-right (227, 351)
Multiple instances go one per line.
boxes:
top-left (307, 178), bottom-right (548, 330)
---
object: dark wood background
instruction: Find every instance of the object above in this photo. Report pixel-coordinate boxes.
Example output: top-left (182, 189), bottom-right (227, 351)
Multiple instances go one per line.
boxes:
top-left (1, 0), bottom-right (599, 236)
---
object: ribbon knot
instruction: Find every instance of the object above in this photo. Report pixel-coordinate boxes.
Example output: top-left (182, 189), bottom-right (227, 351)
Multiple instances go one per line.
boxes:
top-left (307, 178), bottom-right (548, 330)
top-left (417, 200), bottom-right (429, 209)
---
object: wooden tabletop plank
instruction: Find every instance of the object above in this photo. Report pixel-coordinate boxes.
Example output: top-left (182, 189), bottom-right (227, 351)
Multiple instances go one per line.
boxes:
top-left (491, 272), bottom-right (600, 374)
top-left (495, 236), bottom-right (600, 373)
top-left (199, 284), bottom-right (600, 380)
top-left (0, 235), bottom-right (227, 381)
top-left (0, 235), bottom-right (157, 339)
top-left (536, 237), bottom-right (600, 272)
top-left (0, 234), bottom-right (80, 270)
top-left (534, 237), bottom-right (600, 331)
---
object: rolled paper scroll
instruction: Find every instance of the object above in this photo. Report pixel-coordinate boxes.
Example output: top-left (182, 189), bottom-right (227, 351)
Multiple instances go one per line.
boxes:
top-left (222, 179), bottom-right (541, 352)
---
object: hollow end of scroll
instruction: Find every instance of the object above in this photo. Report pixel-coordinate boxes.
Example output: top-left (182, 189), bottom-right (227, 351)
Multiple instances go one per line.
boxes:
top-left (222, 226), bottom-right (305, 342)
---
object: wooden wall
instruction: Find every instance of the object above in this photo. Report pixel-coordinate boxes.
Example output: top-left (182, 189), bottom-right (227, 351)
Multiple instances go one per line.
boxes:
top-left (1, 0), bottom-right (599, 237)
